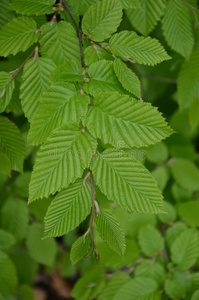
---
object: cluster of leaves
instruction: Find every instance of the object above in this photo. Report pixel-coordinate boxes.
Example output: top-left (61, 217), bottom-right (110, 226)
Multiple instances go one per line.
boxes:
top-left (0, 0), bottom-right (199, 299)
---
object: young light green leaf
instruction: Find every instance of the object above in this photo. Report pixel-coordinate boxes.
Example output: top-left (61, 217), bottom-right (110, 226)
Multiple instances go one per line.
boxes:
top-left (151, 165), bottom-right (170, 191)
top-left (171, 158), bottom-right (199, 192)
top-left (84, 60), bottom-right (126, 96)
top-left (70, 234), bottom-right (91, 265)
top-left (138, 225), bottom-right (164, 257)
top-left (146, 142), bottom-right (168, 164)
top-left (0, 229), bottom-right (16, 250)
top-left (26, 223), bottom-right (57, 267)
top-left (94, 209), bottom-right (126, 255)
top-left (0, 251), bottom-right (17, 296)
top-left (113, 58), bottom-right (141, 98)
top-left (40, 21), bottom-right (80, 65)
top-left (91, 149), bottom-right (165, 214)
top-left (0, 116), bottom-right (25, 173)
top-left (120, 0), bottom-right (141, 9)
top-left (114, 277), bottom-right (158, 300)
top-left (0, 71), bottom-right (15, 113)
top-left (126, 0), bottom-right (165, 36)
top-left (158, 201), bottom-right (176, 224)
top-left (44, 180), bottom-right (92, 238)
top-left (166, 222), bottom-right (187, 248)
top-left (20, 57), bottom-right (56, 122)
top-left (29, 124), bottom-right (97, 202)
top-left (84, 92), bottom-right (173, 148)
top-left (84, 45), bottom-right (113, 66)
top-left (10, 0), bottom-right (55, 16)
top-left (109, 31), bottom-right (171, 66)
top-left (189, 98), bottom-right (199, 128)
top-left (162, 0), bottom-right (194, 58)
top-left (165, 279), bottom-right (185, 300)
top-left (135, 260), bottom-right (166, 286)
top-left (0, 16), bottom-right (38, 57)
top-left (0, 197), bottom-right (29, 241)
top-left (76, 0), bottom-right (99, 15)
top-left (171, 229), bottom-right (199, 270)
top-left (28, 84), bottom-right (90, 145)
top-left (51, 60), bottom-right (83, 83)
top-left (178, 49), bottom-right (199, 110)
top-left (178, 201), bottom-right (199, 227)
top-left (82, 0), bottom-right (123, 42)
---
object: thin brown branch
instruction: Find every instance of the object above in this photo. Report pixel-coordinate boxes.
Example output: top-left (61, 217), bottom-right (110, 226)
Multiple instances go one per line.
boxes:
top-left (182, 0), bottom-right (197, 11)
top-left (181, 0), bottom-right (199, 29)
top-left (61, 0), bottom-right (85, 67)
top-left (89, 172), bottom-right (96, 253)
top-left (0, 45), bottom-right (39, 97)
top-left (85, 34), bottom-right (114, 57)
top-left (141, 74), bottom-right (177, 84)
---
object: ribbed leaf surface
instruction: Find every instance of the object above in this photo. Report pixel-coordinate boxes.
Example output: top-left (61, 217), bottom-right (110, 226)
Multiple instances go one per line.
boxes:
top-left (113, 58), bottom-right (141, 98)
top-left (0, 72), bottom-right (15, 113)
top-left (0, 16), bottom-right (38, 57)
top-left (171, 229), bottom-right (199, 270)
top-left (20, 57), bottom-right (56, 122)
top-left (126, 0), bottom-right (165, 36)
top-left (135, 260), bottom-right (166, 285)
top-left (28, 83), bottom-right (89, 145)
top-left (95, 209), bottom-right (126, 255)
top-left (84, 45), bottom-right (113, 66)
top-left (0, 197), bottom-right (29, 241)
top-left (162, 0), bottom-right (194, 58)
top-left (70, 234), bottom-right (91, 265)
top-left (82, 0), bottom-right (123, 42)
top-left (109, 31), bottom-right (171, 66)
top-left (0, 116), bottom-right (25, 172)
top-left (120, 0), bottom-right (141, 9)
top-left (84, 60), bottom-right (126, 96)
top-left (0, 152), bottom-right (11, 176)
top-left (165, 279), bottom-right (185, 300)
top-left (91, 149), bottom-right (165, 213)
top-left (29, 124), bottom-right (97, 202)
top-left (84, 92), bottom-right (173, 148)
top-left (10, 0), bottom-right (55, 16)
top-left (0, 251), bottom-right (17, 296)
top-left (51, 60), bottom-right (83, 83)
top-left (40, 21), bottom-right (80, 65)
top-left (178, 49), bottom-right (199, 110)
top-left (26, 223), bottom-right (57, 267)
top-left (44, 180), bottom-right (92, 238)
top-left (0, 0), bottom-right (15, 29)
top-left (114, 277), bottom-right (158, 300)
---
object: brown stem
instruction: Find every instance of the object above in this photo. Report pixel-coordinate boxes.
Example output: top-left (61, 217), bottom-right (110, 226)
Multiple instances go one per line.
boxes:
top-left (89, 172), bottom-right (96, 252)
top-left (0, 46), bottom-right (39, 97)
top-left (85, 35), bottom-right (114, 57)
top-left (181, 0), bottom-right (199, 29)
top-left (61, 0), bottom-right (85, 67)
top-left (182, 0), bottom-right (197, 11)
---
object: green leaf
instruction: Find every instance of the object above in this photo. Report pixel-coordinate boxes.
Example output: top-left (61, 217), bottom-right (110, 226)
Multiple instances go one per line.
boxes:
top-left (126, 0), bottom-right (165, 36)
top-left (44, 180), bottom-right (92, 238)
top-left (40, 21), bottom-right (80, 65)
top-left (135, 260), bottom-right (166, 286)
top-left (158, 201), bottom-right (176, 224)
top-left (84, 60), bottom-right (126, 96)
top-left (171, 229), bottom-right (199, 270)
top-left (0, 116), bottom-right (25, 173)
top-left (51, 60), bottom-right (83, 83)
top-left (113, 58), bottom-right (141, 98)
top-left (84, 92), bottom-right (173, 148)
top-left (166, 222), bottom-right (187, 248)
top-left (26, 223), bottom-right (57, 267)
top-left (109, 31), bottom-right (171, 66)
top-left (178, 200), bottom-right (199, 227)
top-left (28, 83), bottom-right (89, 145)
top-left (91, 149), bottom-right (165, 213)
top-left (70, 234), bottom-right (91, 265)
top-left (98, 274), bottom-right (130, 300)
top-left (19, 285), bottom-right (34, 300)
top-left (84, 44), bottom-right (113, 66)
top-left (171, 158), bottom-right (199, 192)
top-left (162, 0), bottom-right (194, 58)
top-left (20, 57), bottom-right (56, 122)
top-left (0, 151), bottom-right (11, 176)
top-left (146, 142), bottom-right (168, 164)
top-left (82, 0), bottom-right (123, 42)
top-left (0, 71), bottom-right (15, 112)
top-left (120, 0), bottom-right (141, 9)
top-left (0, 229), bottom-right (16, 250)
top-left (76, 0), bottom-right (99, 15)
top-left (10, 0), bottom-right (55, 16)
top-left (95, 209), bottom-right (126, 255)
top-left (151, 165), bottom-right (170, 192)
top-left (138, 225), bottom-right (164, 257)
top-left (0, 197), bottom-right (29, 241)
top-left (114, 277), bottom-right (159, 300)
top-left (29, 124), bottom-right (97, 202)
top-left (0, 251), bottom-right (17, 296)
top-left (192, 290), bottom-right (199, 300)
top-left (13, 171), bottom-right (31, 198)
top-left (0, 16), bottom-right (38, 57)
top-left (178, 49), bottom-right (199, 110)
top-left (189, 98), bottom-right (199, 128)
top-left (165, 279), bottom-right (185, 300)
top-left (0, 0), bottom-right (15, 29)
